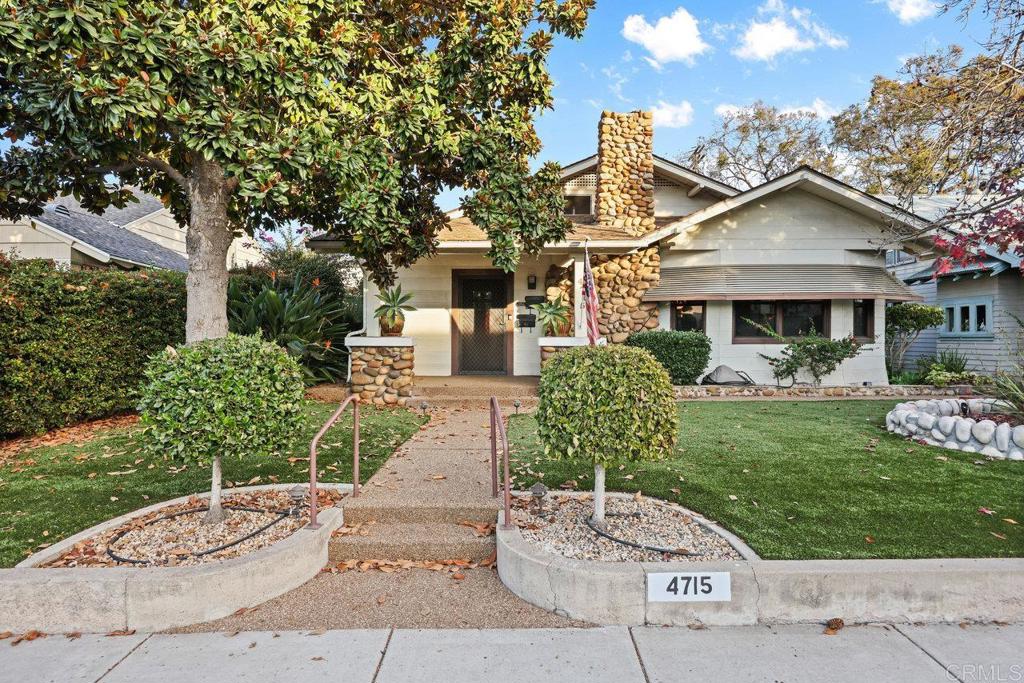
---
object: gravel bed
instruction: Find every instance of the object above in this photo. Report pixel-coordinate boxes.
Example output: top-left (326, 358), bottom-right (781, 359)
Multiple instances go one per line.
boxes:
top-left (515, 494), bottom-right (741, 562)
top-left (43, 489), bottom-right (342, 568)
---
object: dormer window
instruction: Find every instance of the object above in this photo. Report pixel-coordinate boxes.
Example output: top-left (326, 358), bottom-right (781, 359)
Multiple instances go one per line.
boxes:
top-left (563, 195), bottom-right (592, 216)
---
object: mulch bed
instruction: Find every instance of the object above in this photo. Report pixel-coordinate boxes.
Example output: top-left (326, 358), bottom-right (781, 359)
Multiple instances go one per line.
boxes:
top-left (970, 411), bottom-right (1023, 428)
top-left (0, 414), bottom-right (139, 465)
top-left (514, 494), bottom-right (741, 563)
top-left (40, 488), bottom-right (342, 568)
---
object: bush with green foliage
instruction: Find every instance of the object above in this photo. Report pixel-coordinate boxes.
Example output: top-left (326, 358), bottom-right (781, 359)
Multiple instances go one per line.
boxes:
top-left (924, 367), bottom-right (978, 387)
top-left (228, 274), bottom-right (350, 384)
top-left (757, 328), bottom-right (864, 386)
top-left (537, 344), bottom-right (677, 525)
top-left (934, 348), bottom-right (970, 374)
top-left (885, 303), bottom-right (945, 372)
top-left (138, 334), bottom-right (304, 521)
top-left (625, 330), bottom-right (712, 384)
top-left (0, 255), bottom-right (185, 436)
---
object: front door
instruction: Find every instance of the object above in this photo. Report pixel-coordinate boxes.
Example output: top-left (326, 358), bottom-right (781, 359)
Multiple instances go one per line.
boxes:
top-left (453, 272), bottom-right (510, 375)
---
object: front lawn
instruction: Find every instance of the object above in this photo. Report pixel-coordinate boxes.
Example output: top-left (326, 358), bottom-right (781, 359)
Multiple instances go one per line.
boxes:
top-left (508, 400), bottom-right (1024, 560)
top-left (0, 402), bottom-right (426, 567)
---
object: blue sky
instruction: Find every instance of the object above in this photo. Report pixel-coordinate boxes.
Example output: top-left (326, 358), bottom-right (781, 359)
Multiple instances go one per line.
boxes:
top-left (438, 0), bottom-right (989, 210)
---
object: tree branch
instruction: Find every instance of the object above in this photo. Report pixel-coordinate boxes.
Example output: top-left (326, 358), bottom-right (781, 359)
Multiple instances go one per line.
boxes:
top-left (140, 155), bottom-right (189, 191)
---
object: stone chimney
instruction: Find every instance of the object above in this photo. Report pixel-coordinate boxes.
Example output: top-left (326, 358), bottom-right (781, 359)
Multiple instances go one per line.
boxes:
top-left (596, 110), bottom-right (655, 236)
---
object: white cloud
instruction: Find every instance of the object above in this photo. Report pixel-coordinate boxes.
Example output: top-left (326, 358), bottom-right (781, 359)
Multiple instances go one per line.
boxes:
top-left (622, 7), bottom-right (710, 67)
top-left (585, 99), bottom-right (603, 110)
top-left (601, 66), bottom-right (631, 103)
top-left (714, 103), bottom-right (745, 117)
top-left (781, 97), bottom-right (838, 118)
top-left (885, 0), bottom-right (938, 24)
top-left (652, 100), bottom-right (695, 128)
top-left (733, 0), bottom-right (846, 63)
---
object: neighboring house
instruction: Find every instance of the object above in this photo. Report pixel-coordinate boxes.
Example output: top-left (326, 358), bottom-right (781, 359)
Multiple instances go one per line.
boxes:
top-left (884, 196), bottom-right (1024, 375)
top-left (0, 189), bottom-right (262, 271)
top-left (311, 110), bottom-right (925, 385)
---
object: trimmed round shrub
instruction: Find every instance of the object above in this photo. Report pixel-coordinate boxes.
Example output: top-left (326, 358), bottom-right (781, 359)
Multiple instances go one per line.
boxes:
top-left (625, 330), bottom-right (711, 385)
top-left (537, 344), bottom-right (677, 466)
top-left (138, 334), bottom-right (305, 463)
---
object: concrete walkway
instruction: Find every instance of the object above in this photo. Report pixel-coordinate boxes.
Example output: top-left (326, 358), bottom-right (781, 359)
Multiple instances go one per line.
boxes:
top-left (4, 624), bottom-right (1021, 682)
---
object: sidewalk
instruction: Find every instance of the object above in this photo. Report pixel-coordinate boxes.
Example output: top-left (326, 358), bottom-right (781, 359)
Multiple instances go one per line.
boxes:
top-left (5, 624), bottom-right (1021, 682)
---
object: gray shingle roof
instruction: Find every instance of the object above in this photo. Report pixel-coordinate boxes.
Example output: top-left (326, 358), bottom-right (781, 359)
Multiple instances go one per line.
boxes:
top-left (37, 190), bottom-right (187, 272)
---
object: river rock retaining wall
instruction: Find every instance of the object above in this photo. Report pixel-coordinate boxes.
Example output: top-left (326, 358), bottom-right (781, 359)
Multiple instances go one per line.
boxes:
top-left (886, 398), bottom-right (1024, 460)
top-left (350, 346), bottom-right (414, 406)
top-left (675, 384), bottom-right (969, 399)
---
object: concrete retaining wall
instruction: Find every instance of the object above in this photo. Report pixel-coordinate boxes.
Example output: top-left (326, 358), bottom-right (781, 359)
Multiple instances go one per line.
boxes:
top-left (0, 485), bottom-right (345, 633)
top-left (497, 515), bottom-right (1024, 626)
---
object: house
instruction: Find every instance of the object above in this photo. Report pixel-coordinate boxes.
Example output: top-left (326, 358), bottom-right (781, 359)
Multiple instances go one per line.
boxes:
top-left (0, 189), bottom-right (262, 271)
top-left (311, 110), bottom-right (925, 392)
top-left (894, 231), bottom-right (1022, 375)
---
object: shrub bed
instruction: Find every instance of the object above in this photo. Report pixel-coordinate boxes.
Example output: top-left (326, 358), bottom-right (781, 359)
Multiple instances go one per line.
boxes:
top-left (624, 330), bottom-right (711, 385)
top-left (0, 256), bottom-right (185, 436)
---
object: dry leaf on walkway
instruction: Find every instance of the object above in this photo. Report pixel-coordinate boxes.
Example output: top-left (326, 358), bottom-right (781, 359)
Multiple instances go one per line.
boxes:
top-left (0, 632), bottom-right (11, 640)
top-left (457, 520), bottom-right (494, 537)
top-left (427, 474), bottom-right (447, 480)
top-left (823, 617), bottom-right (844, 635)
top-left (11, 630), bottom-right (45, 645)
top-left (65, 632), bottom-right (81, 640)
top-left (105, 629), bottom-right (136, 637)
top-left (452, 572), bottom-right (466, 580)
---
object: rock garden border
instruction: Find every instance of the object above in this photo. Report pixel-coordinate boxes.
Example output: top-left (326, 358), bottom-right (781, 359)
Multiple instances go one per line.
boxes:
top-left (886, 398), bottom-right (1024, 460)
top-left (676, 384), bottom-right (972, 399)
top-left (497, 493), bottom-right (1024, 627)
top-left (1, 484), bottom-right (348, 633)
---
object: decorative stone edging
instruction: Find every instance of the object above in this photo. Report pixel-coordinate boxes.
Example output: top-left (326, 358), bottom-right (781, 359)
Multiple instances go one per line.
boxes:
top-left (886, 399), bottom-right (1024, 460)
top-left (349, 345), bottom-right (415, 406)
top-left (497, 497), bottom-right (1024, 626)
top-left (2, 484), bottom-right (347, 633)
top-left (675, 384), bottom-right (971, 399)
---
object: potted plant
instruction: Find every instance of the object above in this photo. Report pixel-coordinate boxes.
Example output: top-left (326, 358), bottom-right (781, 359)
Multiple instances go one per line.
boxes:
top-left (374, 284), bottom-right (416, 336)
top-left (535, 295), bottom-right (571, 336)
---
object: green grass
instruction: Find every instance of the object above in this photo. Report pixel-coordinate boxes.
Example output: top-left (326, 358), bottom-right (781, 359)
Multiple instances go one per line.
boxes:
top-left (508, 400), bottom-right (1024, 560)
top-left (0, 402), bottom-right (426, 567)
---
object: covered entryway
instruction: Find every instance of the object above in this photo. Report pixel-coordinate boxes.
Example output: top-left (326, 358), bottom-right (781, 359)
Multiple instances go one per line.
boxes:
top-left (452, 270), bottom-right (513, 375)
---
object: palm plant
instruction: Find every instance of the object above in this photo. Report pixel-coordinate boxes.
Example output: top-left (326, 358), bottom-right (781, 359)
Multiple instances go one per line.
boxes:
top-left (228, 275), bottom-right (350, 384)
top-left (374, 284), bottom-right (416, 335)
top-left (535, 295), bottom-right (571, 336)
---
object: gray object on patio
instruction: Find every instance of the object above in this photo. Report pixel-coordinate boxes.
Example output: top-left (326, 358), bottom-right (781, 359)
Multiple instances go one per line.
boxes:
top-left (700, 365), bottom-right (755, 386)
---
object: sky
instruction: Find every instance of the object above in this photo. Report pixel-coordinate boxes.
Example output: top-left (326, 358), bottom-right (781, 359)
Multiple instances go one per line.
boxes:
top-left (437, 0), bottom-right (990, 210)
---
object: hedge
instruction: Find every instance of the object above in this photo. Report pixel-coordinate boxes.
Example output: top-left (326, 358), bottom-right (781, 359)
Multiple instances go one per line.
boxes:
top-left (0, 256), bottom-right (185, 436)
top-left (624, 330), bottom-right (712, 385)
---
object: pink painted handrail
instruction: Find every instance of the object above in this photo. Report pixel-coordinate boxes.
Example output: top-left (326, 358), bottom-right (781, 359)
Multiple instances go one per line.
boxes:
top-left (489, 397), bottom-right (513, 530)
top-left (308, 395), bottom-right (360, 529)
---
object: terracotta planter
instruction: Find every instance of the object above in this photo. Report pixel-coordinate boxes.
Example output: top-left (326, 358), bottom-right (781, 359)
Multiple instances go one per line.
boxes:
top-left (379, 317), bottom-right (405, 336)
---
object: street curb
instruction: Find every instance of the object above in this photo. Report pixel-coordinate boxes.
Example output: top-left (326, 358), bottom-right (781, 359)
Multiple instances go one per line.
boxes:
top-left (1, 484), bottom-right (347, 633)
top-left (496, 500), bottom-right (1024, 627)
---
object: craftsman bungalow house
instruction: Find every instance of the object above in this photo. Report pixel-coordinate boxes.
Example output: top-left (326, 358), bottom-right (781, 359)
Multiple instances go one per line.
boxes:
top-left (314, 111), bottom-right (924, 386)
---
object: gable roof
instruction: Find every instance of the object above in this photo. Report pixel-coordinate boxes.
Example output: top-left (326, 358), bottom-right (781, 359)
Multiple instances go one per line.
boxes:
top-left (642, 165), bottom-right (933, 247)
top-left (560, 153), bottom-right (739, 197)
top-left (29, 191), bottom-right (187, 271)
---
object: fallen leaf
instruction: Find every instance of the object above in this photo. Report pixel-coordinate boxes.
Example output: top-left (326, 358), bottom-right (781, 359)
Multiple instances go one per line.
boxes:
top-left (64, 632), bottom-right (81, 640)
top-left (991, 532), bottom-right (1007, 540)
top-left (728, 495), bottom-right (738, 502)
top-left (0, 631), bottom-right (13, 640)
top-left (312, 656), bottom-right (325, 662)
top-left (452, 572), bottom-right (466, 580)
top-left (11, 630), bottom-right (45, 645)
top-left (1002, 518), bottom-right (1018, 525)
top-left (106, 629), bottom-right (135, 637)
top-left (864, 535), bottom-right (875, 544)
top-left (979, 507), bottom-right (996, 516)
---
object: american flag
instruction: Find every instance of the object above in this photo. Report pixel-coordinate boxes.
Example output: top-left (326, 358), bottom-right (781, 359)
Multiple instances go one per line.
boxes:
top-left (581, 243), bottom-right (601, 345)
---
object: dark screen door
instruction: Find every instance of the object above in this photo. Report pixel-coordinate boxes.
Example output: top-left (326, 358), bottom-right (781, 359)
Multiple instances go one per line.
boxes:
top-left (457, 276), bottom-right (508, 374)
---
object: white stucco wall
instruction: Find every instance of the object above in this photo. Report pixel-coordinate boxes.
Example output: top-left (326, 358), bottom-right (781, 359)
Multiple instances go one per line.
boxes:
top-left (365, 253), bottom-right (566, 376)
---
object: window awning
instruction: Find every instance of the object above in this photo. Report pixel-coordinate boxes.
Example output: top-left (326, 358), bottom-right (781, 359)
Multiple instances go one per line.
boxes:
top-left (643, 265), bottom-right (922, 302)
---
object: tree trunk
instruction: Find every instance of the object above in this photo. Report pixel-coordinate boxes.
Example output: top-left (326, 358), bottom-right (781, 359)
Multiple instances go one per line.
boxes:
top-left (186, 159), bottom-right (234, 344)
top-left (591, 463), bottom-right (606, 528)
top-left (205, 455), bottom-right (227, 524)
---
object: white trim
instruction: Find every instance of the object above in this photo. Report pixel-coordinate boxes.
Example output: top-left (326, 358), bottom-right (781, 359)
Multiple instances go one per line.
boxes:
top-left (26, 219), bottom-right (112, 264)
top-left (346, 336), bottom-right (415, 347)
top-left (641, 168), bottom-right (932, 247)
top-left (538, 336), bottom-right (592, 347)
top-left (559, 154), bottom-right (739, 197)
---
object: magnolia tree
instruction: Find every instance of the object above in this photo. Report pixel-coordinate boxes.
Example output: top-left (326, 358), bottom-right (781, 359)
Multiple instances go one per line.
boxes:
top-left (536, 345), bottom-right (676, 527)
top-left (0, 0), bottom-right (593, 344)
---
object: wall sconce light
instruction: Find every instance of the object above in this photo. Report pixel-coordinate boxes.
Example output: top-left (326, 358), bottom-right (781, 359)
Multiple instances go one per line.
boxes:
top-left (527, 274), bottom-right (537, 290)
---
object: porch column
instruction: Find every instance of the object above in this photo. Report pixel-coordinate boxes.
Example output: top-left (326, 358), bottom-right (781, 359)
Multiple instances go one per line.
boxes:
top-left (572, 254), bottom-right (586, 337)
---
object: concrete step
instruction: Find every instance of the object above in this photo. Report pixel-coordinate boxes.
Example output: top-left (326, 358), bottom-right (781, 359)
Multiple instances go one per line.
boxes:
top-left (415, 396), bottom-right (538, 411)
top-left (328, 521), bottom-right (496, 562)
top-left (342, 499), bottom-right (499, 525)
top-left (413, 380), bottom-right (538, 400)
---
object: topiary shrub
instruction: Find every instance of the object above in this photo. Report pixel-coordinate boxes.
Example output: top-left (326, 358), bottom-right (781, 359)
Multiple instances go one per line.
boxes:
top-left (625, 330), bottom-right (711, 384)
top-left (537, 344), bottom-right (677, 526)
top-left (138, 334), bottom-right (305, 522)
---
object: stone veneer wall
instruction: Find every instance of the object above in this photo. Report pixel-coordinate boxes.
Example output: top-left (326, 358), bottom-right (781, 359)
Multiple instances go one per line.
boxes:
top-left (678, 384), bottom-right (969, 399)
top-left (543, 248), bottom-right (661, 343)
top-left (886, 398), bottom-right (1024, 460)
top-left (596, 111), bottom-right (655, 236)
top-left (350, 346), bottom-right (414, 406)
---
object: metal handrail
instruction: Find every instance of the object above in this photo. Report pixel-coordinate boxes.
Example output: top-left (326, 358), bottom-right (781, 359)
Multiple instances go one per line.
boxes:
top-left (489, 397), bottom-right (513, 530)
top-left (309, 395), bottom-right (360, 529)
